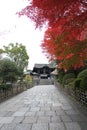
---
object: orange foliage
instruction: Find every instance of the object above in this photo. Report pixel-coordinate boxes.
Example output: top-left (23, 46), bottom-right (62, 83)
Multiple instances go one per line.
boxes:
top-left (19, 0), bottom-right (87, 70)
top-left (41, 27), bottom-right (87, 69)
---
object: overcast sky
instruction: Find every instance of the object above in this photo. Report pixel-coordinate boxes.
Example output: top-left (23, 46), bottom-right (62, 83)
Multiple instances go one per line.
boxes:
top-left (0, 0), bottom-right (48, 70)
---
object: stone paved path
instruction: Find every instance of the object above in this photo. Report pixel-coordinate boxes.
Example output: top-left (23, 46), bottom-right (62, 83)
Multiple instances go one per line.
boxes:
top-left (0, 81), bottom-right (87, 130)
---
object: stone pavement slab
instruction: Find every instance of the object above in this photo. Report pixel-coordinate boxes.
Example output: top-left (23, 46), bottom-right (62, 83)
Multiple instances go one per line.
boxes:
top-left (0, 117), bottom-right (14, 123)
top-left (14, 124), bottom-right (32, 130)
top-left (64, 122), bottom-right (81, 130)
top-left (0, 124), bottom-right (16, 130)
top-left (49, 123), bottom-right (65, 130)
top-left (32, 123), bottom-right (48, 130)
top-left (0, 81), bottom-right (87, 130)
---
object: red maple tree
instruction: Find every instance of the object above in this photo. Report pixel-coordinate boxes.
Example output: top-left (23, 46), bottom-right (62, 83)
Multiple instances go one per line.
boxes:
top-left (19, 0), bottom-right (87, 70)
top-left (41, 27), bottom-right (87, 69)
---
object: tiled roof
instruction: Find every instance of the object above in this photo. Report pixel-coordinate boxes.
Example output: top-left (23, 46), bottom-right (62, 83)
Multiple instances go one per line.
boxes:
top-left (34, 63), bottom-right (55, 68)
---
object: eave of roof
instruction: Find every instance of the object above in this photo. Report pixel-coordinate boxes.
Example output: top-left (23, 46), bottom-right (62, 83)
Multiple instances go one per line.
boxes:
top-left (34, 63), bottom-right (55, 68)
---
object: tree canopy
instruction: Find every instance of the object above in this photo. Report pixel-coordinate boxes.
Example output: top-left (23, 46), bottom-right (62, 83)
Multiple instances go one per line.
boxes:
top-left (3, 43), bottom-right (29, 72)
top-left (19, 0), bottom-right (87, 70)
top-left (0, 59), bottom-right (19, 83)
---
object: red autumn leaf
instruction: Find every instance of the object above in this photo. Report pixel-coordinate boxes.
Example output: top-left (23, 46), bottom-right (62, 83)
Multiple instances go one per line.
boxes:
top-left (19, 0), bottom-right (87, 70)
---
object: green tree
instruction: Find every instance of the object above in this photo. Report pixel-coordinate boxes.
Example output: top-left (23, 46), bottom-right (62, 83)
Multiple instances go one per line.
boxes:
top-left (0, 48), bottom-right (4, 60)
top-left (3, 43), bottom-right (29, 72)
top-left (0, 58), bottom-right (19, 83)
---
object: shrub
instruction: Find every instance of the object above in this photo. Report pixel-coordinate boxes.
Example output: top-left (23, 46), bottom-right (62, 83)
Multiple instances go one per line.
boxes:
top-left (80, 76), bottom-right (87, 90)
top-left (58, 74), bottom-right (64, 83)
top-left (57, 69), bottom-right (65, 83)
top-left (0, 59), bottom-right (19, 83)
top-left (62, 73), bottom-right (75, 86)
top-left (73, 78), bottom-right (82, 89)
top-left (24, 75), bottom-right (32, 83)
top-left (0, 83), bottom-right (12, 90)
top-left (65, 78), bottom-right (75, 85)
top-left (77, 69), bottom-right (87, 78)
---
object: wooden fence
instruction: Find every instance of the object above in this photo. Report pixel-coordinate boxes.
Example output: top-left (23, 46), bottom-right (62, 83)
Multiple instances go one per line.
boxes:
top-left (67, 86), bottom-right (87, 106)
top-left (0, 77), bottom-right (42, 103)
top-left (0, 82), bottom-right (33, 102)
top-left (55, 81), bottom-right (87, 106)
